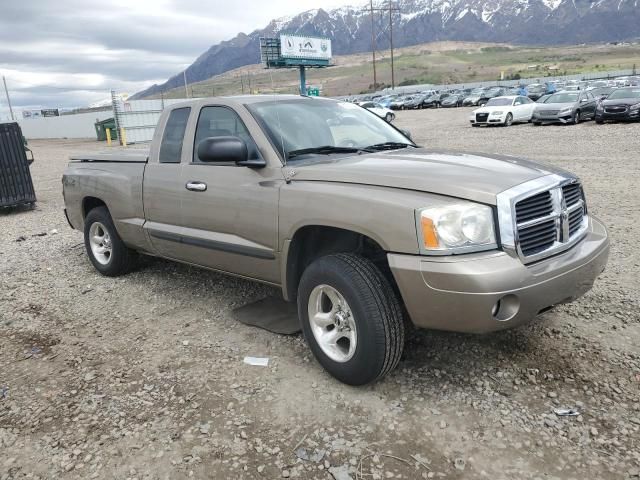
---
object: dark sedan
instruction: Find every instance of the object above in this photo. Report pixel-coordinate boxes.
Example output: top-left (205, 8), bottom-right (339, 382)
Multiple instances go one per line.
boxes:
top-left (404, 94), bottom-right (429, 109)
top-left (595, 87), bottom-right (640, 123)
top-left (440, 93), bottom-right (465, 107)
top-left (423, 93), bottom-right (449, 108)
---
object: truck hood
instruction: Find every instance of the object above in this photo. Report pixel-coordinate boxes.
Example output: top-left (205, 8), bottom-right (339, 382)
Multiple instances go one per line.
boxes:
top-left (288, 148), bottom-right (569, 205)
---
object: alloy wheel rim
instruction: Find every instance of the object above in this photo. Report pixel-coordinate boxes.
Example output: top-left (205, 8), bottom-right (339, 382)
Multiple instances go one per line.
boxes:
top-left (308, 284), bottom-right (357, 363)
top-left (89, 222), bottom-right (112, 265)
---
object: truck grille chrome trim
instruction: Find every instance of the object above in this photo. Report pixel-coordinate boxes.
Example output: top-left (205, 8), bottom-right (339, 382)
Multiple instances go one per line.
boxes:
top-left (496, 174), bottom-right (589, 264)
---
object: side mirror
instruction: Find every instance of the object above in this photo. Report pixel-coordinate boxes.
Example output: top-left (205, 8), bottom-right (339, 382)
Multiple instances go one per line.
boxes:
top-left (197, 136), bottom-right (248, 164)
top-left (580, 98), bottom-right (588, 103)
top-left (400, 129), bottom-right (412, 140)
top-left (197, 136), bottom-right (266, 168)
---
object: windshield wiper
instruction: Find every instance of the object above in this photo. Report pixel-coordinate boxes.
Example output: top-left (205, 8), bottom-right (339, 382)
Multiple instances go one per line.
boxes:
top-left (364, 142), bottom-right (416, 151)
top-left (287, 145), bottom-right (370, 159)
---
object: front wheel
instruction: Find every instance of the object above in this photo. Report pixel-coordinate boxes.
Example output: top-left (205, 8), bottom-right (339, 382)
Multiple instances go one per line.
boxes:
top-left (84, 206), bottom-right (137, 276)
top-left (573, 111), bottom-right (581, 125)
top-left (297, 253), bottom-right (405, 386)
top-left (504, 113), bottom-right (513, 127)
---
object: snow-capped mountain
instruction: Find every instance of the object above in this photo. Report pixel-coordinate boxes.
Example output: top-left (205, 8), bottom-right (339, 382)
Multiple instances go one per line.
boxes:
top-left (133, 0), bottom-right (640, 98)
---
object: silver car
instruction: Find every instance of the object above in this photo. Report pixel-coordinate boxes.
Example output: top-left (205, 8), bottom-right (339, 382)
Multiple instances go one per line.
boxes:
top-left (532, 91), bottom-right (597, 125)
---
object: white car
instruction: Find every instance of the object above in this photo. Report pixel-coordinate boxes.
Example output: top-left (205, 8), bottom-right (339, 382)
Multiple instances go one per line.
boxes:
top-left (469, 95), bottom-right (536, 127)
top-left (358, 101), bottom-right (396, 122)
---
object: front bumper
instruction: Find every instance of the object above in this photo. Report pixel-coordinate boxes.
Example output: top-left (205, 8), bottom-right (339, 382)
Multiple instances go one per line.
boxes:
top-left (388, 217), bottom-right (609, 333)
top-left (469, 113), bottom-right (506, 125)
top-left (532, 112), bottom-right (574, 124)
top-left (595, 109), bottom-right (640, 121)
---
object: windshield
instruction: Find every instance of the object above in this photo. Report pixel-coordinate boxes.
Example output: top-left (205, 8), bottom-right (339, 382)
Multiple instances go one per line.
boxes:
top-left (608, 88), bottom-right (640, 99)
top-left (469, 88), bottom-right (484, 95)
top-left (247, 99), bottom-right (412, 162)
top-left (591, 87), bottom-right (614, 96)
top-left (547, 92), bottom-right (579, 103)
top-left (485, 97), bottom-right (513, 106)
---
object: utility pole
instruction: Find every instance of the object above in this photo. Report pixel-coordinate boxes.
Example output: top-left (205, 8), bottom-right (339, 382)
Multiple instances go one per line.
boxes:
top-left (2, 76), bottom-right (15, 121)
top-left (183, 70), bottom-right (190, 98)
top-left (369, 0), bottom-right (377, 90)
top-left (366, 1), bottom-right (400, 91)
top-left (389, 0), bottom-right (395, 90)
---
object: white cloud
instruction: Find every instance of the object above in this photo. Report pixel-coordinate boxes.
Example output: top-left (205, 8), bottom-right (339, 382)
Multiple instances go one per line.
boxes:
top-left (0, 0), bottom-right (351, 115)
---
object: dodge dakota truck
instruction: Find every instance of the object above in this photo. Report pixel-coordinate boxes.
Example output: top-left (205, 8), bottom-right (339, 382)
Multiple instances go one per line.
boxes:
top-left (63, 95), bottom-right (609, 386)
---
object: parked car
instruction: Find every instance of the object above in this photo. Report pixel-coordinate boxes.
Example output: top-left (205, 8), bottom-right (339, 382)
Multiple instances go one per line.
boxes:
top-left (532, 91), bottom-right (597, 125)
top-left (462, 88), bottom-right (487, 107)
top-left (527, 84), bottom-right (547, 101)
top-left (469, 96), bottom-right (536, 127)
top-left (62, 95), bottom-right (609, 385)
top-left (390, 96), bottom-right (415, 110)
top-left (440, 93), bottom-right (465, 107)
top-left (404, 95), bottom-right (429, 110)
top-left (423, 93), bottom-right (448, 108)
top-left (358, 101), bottom-right (396, 122)
top-left (595, 87), bottom-right (640, 123)
top-left (536, 94), bottom-right (552, 104)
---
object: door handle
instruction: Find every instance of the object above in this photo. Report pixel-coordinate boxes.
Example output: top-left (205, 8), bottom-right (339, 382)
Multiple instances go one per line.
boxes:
top-left (186, 181), bottom-right (207, 192)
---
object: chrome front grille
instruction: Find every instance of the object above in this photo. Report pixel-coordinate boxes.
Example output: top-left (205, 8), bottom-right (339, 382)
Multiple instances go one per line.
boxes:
top-left (497, 175), bottom-right (590, 264)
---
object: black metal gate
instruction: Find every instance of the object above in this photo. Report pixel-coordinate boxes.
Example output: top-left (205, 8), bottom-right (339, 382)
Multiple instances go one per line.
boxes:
top-left (0, 122), bottom-right (36, 208)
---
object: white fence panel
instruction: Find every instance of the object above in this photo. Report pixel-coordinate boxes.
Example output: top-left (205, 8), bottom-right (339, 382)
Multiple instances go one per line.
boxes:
top-left (18, 110), bottom-right (113, 139)
top-left (115, 98), bottom-right (187, 144)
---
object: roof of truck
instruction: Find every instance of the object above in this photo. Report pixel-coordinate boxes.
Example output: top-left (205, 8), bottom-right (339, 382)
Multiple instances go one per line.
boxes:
top-left (168, 95), bottom-right (334, 108)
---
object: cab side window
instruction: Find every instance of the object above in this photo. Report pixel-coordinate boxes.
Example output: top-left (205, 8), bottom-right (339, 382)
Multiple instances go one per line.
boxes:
top-left (159, 107), bottom-right (191, 164)
top-left (193, 107), bottom-right (257, 163)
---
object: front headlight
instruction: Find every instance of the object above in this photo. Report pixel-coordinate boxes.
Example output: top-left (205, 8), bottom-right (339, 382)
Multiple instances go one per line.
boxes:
top-left (491, 111), bottom-right (504, 115)
top-left (630, 102), bottom-right (640, 111)
top-left (559, 108), bottom-right (573, 115)
top-left (416, 203), bottom-right (497, 254)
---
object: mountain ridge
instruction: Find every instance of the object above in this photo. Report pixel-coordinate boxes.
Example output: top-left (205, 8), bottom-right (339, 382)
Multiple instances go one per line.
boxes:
top-left (132, 0), bottom-right (640, 98)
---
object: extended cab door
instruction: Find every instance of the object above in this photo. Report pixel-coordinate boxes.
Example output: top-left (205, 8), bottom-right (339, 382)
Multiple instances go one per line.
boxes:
top-left (142, 106), bottom-right (191, 258)
top-left (176, 104), bottom-right (282, 284)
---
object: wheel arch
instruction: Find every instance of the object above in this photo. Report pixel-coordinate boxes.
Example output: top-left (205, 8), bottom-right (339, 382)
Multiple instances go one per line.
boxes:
top-left (282, 224), bottom-right (396, 302)
top-left (82, 196), bottom-right (108, 218)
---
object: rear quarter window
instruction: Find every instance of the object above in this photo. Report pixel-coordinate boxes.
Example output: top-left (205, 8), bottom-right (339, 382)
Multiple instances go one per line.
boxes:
top-left (159, 107), bottom-right (191, 163)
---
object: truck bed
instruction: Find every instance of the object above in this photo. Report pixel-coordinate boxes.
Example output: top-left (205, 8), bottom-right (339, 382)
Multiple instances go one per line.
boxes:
top-left (70, 148), bottom-right (149, 163)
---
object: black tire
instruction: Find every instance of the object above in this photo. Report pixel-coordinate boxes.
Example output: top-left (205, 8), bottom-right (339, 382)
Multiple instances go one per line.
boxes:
top-left (504, 113), bottom-right (513, 127)
top-left (573, 111), bottom-right (581, 125)
top-left (297, 253), bottom-right (405, 386)
top-left (596, 119), bottom-right (604, 124)
top-left (84, 206), bottom-right (137, 277)
top-left (533, 121), bottom-right (541, 126)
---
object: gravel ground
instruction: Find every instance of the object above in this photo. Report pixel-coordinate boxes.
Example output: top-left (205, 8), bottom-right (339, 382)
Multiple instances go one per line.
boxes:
top-left (1, 109), bottom-right (639, 480)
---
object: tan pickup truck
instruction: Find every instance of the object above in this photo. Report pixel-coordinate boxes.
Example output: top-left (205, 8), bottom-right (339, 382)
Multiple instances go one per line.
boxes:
top-left (63, 95), bottom-right (609, 385)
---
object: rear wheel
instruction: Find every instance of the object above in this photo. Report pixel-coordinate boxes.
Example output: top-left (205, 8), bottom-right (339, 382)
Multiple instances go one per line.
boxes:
top-left (297, 253), bottom-right (405, 386)
top-left (84, 206), bottom-right (137, 276)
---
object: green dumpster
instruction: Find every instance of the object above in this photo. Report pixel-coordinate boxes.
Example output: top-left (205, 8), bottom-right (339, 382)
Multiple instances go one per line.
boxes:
top-left (94, 118), bottom-right (118, 141)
